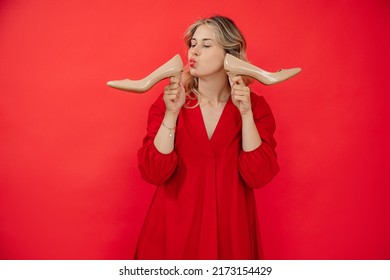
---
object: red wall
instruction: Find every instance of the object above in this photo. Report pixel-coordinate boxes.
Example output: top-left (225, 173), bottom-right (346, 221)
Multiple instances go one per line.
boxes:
top-left (1, 0), bottom-right (389, 259)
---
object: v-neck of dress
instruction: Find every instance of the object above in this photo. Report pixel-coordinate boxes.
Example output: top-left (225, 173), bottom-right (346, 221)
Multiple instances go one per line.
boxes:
top-left (198, 98), bottom-right (232, 142)
top-left (179, 96), bottom-right (240, 158)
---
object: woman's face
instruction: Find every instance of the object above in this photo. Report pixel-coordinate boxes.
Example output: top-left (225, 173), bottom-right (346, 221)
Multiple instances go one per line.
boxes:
top-left (188, 24), bottom-right (226, 79)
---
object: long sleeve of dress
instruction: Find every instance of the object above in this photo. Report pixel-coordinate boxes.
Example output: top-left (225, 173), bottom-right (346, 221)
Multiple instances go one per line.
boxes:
top-left (137, 95), bottom-right (178, 185)
top-left (238, 95), bottom-right (280, 189)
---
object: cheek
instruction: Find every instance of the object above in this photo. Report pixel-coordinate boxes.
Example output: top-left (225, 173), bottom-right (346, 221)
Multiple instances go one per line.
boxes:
top-left (208, 54), bottom-right (225, 69)
top-left (187, 49), bottom-right (193, 58)
top-left (212, 49), bottom-right (226, 64)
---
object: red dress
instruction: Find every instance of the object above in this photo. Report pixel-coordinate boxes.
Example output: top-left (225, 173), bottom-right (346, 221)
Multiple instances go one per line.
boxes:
top-left (136, 92), bottom-right (279, 259)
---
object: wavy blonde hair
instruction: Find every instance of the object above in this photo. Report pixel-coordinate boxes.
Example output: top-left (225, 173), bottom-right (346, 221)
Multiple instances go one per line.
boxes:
top-left (182, 15), bottom-right (251, 106)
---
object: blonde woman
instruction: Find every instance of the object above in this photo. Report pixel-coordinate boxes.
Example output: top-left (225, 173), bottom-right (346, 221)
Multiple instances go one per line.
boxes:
top-left (136, 15), bottom-right (279, 259)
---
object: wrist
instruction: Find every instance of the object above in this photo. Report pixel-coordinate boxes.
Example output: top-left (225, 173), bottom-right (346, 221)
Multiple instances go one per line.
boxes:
top-left (163, 111), bottom-right (179, 130)
top-left (164, 110), bottom-right (180, 120)
top-left (240, 109), bottom-right (253, 120)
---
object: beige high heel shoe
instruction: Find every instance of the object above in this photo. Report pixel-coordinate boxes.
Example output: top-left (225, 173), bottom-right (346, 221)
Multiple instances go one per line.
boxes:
top-left (224, 53), bottom-right (301, 85)
top-left (107, 54), bottom-right (184, 93)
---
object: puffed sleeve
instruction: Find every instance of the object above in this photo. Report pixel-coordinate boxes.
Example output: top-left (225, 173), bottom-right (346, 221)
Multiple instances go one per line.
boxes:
top-left (238, 94), bottom-right (279, 189)
top-left (137, 94), bottom-right (178, 185)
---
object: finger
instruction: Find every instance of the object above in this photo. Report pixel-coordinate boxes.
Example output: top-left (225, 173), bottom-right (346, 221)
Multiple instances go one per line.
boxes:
top-left (232, 89), bottom-right (250, 101)
top-left (165, 91), bottom-right (180, 100)
top-left (165, 83), bottom-right (180, 91)
top-left (232, 84), bottom-right (250, 93)
top-left (230, 75), bottom-right (245, 85)
top-left (170, 76), bottom-right (180, 84)
top-left (232, 89), bottom-right (250, 99)
top-left (232, 94), bottom-right (250, 103)
top-left (232, 93), bottom-right (248, 100)
top-left (164, 95), bottom-right (179, 103)
top-left (165, 77), bottom-right (180, 93)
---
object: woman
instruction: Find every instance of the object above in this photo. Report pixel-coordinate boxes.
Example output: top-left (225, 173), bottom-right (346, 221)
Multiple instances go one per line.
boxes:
top-left (136, 15), bottom-right (279, 259)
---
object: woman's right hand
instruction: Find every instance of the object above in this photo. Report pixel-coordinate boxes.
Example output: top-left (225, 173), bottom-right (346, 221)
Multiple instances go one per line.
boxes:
top-left (163, 76), bottom-right (186, 115)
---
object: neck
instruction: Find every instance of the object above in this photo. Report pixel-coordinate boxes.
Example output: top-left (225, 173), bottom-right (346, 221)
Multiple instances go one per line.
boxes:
top-left (198, 75), bottom-right (230, 106)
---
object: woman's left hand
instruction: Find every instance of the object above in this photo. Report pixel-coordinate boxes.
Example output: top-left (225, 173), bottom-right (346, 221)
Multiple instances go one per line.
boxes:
top-left (230, 76), bottom-right (252, 115)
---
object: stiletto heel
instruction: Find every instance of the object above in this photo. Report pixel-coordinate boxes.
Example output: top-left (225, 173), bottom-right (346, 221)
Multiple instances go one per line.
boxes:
top-left (107, 54), bottom-right (184, 93)
top-left (224, 53), bottom-right (301, 85)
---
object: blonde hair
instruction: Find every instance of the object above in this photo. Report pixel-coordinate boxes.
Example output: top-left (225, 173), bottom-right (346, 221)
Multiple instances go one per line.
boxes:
top-left (182, 15), bottom-right (251, 106)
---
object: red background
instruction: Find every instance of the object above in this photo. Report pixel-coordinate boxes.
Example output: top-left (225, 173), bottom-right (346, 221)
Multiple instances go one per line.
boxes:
top-left (1, 0), bottom-right (389, 259)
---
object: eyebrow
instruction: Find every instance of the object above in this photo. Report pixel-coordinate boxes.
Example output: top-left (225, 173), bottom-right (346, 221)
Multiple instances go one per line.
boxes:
top-left (191, 38), bottom-right (214, 42)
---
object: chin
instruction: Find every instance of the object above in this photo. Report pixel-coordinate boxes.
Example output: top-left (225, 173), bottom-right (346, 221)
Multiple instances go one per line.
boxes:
top-left (189, 68), bottom-right (200, 77)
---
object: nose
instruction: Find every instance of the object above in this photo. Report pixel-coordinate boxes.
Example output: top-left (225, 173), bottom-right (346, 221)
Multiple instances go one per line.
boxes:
top-left (191, 45), bottom-right (200, 56)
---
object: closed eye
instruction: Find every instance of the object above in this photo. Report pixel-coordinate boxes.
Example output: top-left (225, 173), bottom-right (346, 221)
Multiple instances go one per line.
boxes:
top-left (190, 38), bottom-right (213, 48)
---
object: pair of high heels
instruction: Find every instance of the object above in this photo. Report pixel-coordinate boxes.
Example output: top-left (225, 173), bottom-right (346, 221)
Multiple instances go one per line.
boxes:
top-left (107, 54), bottom-right (301, 93)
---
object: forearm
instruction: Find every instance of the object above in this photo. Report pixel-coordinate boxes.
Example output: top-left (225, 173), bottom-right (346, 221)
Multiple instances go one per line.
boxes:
top-left (241, 111), bottom-right (262, 152)
top-left (153, 111), bottom-right (179, 154)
